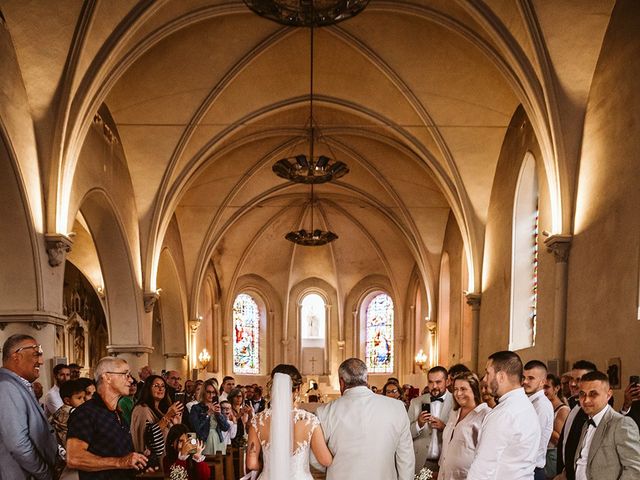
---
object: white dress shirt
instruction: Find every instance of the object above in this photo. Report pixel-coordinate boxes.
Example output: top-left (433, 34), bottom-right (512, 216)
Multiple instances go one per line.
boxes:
top-left (44, 384), bottom-right (62, 417)
top-left (575, 405), bottom-right (609, 480)
top-left (439, 403), bottom-right (491, 479)
top-left (467, 387), bottom-right (540, 480)
top-left (529, 389), bottom-right (554, 468)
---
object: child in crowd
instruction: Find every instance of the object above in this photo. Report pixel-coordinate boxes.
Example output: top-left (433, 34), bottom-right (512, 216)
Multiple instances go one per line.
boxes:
top-left (52, 379), bottom-right (86, 480)
top-left (164, 424), bottom-right (210, 480)
top-left (220, 400), bottom-right (238, 450)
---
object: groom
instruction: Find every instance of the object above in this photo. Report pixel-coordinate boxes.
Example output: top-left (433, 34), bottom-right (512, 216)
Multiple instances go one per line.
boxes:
top-left (313, 358), bottom-right (414, 479)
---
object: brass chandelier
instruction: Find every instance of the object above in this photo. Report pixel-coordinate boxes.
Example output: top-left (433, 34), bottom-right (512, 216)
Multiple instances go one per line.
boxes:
top-left (243, 0), bottom-right (370, 27)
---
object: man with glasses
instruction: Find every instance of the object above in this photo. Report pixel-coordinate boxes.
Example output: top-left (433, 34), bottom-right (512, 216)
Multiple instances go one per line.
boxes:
top-left (0, 333), bottom-right (58, 479)
top-left (67, 357), bottom-right (151, 479)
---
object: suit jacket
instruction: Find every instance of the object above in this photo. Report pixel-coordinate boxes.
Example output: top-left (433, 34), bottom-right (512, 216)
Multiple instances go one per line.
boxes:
top-left (316, 386), bottom-right (414, 480)
top-left (573, 407), bottom-right (640, 480)
top-left (408, 391), bottom-right (454, 473)
top-left (0, 368), bottom-right (58, 480)
top-left (559, 405), bottom-right (587, 479)
top-left (624, 401), bottom-right (640, 432)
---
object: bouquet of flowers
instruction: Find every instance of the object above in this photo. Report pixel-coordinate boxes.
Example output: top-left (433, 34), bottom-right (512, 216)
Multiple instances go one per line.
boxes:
top-left (169, 464), bottom-right (189, 480)
top-left (415, 467), bottom-right (434, 480)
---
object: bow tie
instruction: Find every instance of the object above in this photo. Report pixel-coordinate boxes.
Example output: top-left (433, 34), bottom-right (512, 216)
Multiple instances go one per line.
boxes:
top-left (431, 397), bottom-right (444, 403)
top-left (587, 419), bottom-right (596, 428)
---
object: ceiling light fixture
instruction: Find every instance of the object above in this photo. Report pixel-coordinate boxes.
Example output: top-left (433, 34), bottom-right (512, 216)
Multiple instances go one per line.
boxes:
top-left (243, 0), bottom-right (369, 27)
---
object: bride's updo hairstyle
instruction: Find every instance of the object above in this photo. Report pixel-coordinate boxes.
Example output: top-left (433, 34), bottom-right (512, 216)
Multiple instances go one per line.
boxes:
top-left (267, 364), bottom-right (303, 394)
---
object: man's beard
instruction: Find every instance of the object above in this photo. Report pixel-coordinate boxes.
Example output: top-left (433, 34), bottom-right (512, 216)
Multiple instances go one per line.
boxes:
top-left (489, 378), bottom-right (500, 399)
top-left (430, 388), bottom-right (444, 398)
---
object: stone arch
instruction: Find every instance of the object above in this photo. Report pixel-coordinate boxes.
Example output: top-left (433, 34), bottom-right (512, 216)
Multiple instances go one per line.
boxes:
top-left (77, 189), bottom-right (144, 347)
top-left (438, 252), bottom-right (451, 365)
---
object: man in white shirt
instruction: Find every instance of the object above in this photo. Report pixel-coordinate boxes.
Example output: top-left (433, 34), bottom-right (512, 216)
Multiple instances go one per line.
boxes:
top-left (44, 363), bottom-right (70, 417)
top-left (407, 366), bottom-right (454, 474)
top-left (219, 375), bottom-right (235, 401)
top-left (523, 360), bottom-right (554, 480)
top-left (555, 370), bottom-right (640, 480)
top-left (467, 350), bottom-right (540, 480)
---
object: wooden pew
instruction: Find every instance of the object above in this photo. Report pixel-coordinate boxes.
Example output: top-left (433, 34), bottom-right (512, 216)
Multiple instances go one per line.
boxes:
top-left (204, 453), bottom-right (225, 480)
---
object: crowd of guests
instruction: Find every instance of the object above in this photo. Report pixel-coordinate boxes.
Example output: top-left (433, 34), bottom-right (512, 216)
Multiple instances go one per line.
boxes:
top-left (2, 331), bottom-right (640, 480)
top-left (370, 355), bottom-right (640, 479)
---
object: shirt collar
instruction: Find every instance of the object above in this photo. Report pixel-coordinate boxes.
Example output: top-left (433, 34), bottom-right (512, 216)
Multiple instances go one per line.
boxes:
top-left (590, 404), bottom-right (609, 426)
top-left (498, 386), bottom-right (525, 403)
top-left (529, 389), bottom-right (546, 401)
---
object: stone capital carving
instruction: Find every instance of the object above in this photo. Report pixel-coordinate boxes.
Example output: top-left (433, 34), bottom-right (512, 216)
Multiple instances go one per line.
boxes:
top-left (425, 320), bottom-right (437, 334)
top-left (465, 293), bottom-right (482, 310)
top-left (45, 233), bottom-right (73, 267)
top-left (163, 352), bottom-right (186, 359)
top-left (221, 335), bottom-right (230, 345)
top-left (107, 344), bottom-right (154, 357)
top-left (143, 291), bottom-right (160, 313)
top-left (189, 317), bottom-right (201, 333)
top-left (544, 234), bottom-right (572, 263)
top-left (336, 340), bottom-right (346, 349)
top-left (281, 338), bottom-right (290, 346)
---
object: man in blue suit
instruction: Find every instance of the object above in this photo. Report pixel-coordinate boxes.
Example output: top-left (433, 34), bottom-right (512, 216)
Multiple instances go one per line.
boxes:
top-left (0, 333), bottom-right (58, 479)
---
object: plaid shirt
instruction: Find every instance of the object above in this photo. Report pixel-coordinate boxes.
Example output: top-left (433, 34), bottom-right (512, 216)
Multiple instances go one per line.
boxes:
top-left (67, 392), bottom-right (135, 480)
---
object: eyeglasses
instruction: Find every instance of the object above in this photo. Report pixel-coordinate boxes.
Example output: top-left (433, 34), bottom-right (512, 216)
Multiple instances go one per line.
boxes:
top-left (386, 389), bottom-right (399, 394)
top-left (107, 371), bottom-right (132, 379)
top-left (14, 344), bottom-right (44, 356)
top-left (152, 384), bottom-right (166, 389)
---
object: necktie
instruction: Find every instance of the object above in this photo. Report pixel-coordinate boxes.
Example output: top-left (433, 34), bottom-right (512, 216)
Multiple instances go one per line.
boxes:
top-left (431, 397), bottom-right (444, 402)
top-left (587, 418), bottom-right (596, 428)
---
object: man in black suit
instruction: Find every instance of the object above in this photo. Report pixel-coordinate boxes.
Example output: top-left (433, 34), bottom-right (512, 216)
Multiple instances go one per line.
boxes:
top-left (556, 360), bottom-right (596, 478)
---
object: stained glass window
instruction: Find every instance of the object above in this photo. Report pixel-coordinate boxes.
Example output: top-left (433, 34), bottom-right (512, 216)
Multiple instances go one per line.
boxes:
top-left (365, 293), bottom-right (394, 373)
top-left (531, 202), bottom-right (539, 341)
top-left (301, 293), bottom-right (325, 339)
top-left (232, 293), bottom-right (259, 374)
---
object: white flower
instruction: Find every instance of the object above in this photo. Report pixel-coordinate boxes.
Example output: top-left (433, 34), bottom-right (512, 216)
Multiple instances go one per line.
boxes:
top-left (414, 467), bottom-right (434, 480)
top-left (169, 464), bottom-right (189, 480)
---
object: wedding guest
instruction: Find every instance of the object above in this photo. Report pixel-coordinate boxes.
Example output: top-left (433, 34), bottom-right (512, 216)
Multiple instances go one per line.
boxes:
top-left (164, 370), bottom-right (182, 402)
top-left (559, 371), bottom-right (640, 479)
top-left (186, 381), bottom-right (203, 413)
top-left (560, 374), bottom-right (572, 400)
top-left (52, 380), bottom-right (87, 449)
top-left (467, 351), bottom-right (539, 480)
top-left (446, 363), bottom-right (471, 393)
top-left (543, 374), bottom-right (569, 479)
top-left (0, 334), bottom-right (58, 479)
top-left (523, 360), bottom-right (554, 480)
top-left (219, 376), bottom-right (235, 401)
top-left (620, 377), bottom-right (640, 431)
top-left (45, 363), bottom-right (71, 416)
top-left (480, 376), bottom-right (497, 408)
top-left (219, 400), bottom-right (238, 448)
top-left (383, 381), bottom-right (404, 404)
top-left (68, 363), bottom-right (81, 381)
top-left (249, 386), bottom-right (266, 413)
top-left (32, 380), bottom-right (44, 406)
top-left (130, 374), bottom-right (183, 454)
top-left (76, 378), bottom-right (95, 402)
top-left (408, 366), bottom-right (453, 474)
top-left (190, 380), bottom-right (230, 455)
top-left (439, 372), bottom-right (490, 479)
top-left (163, 424), bottom-right (210, 480)
top-left (118, 380), bottom-right (138, 426)
top-left (229, 388), bottom-right (253, 447)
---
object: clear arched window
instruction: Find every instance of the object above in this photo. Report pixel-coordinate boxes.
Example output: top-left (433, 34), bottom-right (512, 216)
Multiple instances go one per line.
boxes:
top-left (510, 153), bottom-right (539, 350)
top-left (301, 293), bottom-right (326, 339)
top-left (232, 293), bottom-right (260, 374)
top-left (365, 293), bottom-right (394, 373)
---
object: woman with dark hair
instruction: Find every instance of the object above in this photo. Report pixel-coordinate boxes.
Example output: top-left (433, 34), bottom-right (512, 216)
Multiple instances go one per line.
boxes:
top-left (382, 381), bottom-right (405, 406)
top-left (163, 423), bottom-right (210, 480)
top-left (189, 379), bottom-right (231, 455)
top-left (246, 364), bottom-right (332, 479)
top-left (130, 374), bottom-right (183, 453)
top-left (439, 372), bottom-right (490, 479)
top-left (543, 373), bottom-right (570, 478)
top-left (229, 387), bottom-right (253, 447)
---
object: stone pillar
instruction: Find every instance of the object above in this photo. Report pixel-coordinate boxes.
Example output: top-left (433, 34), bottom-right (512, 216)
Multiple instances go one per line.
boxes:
top-left (106, 344), bottom-right (154, 378)
top-left (544, 234), bottom-right (572, 372)
top-left (188, 318), bottom-right (201, 373)
top-left (465, 293), bottom-right (481, 371)
top-left (164, 352), bottom-right (187, 376)
top-left (221, 335), bottom-right (230, 374)
top-left (0, 313), bottom-right (67, 390)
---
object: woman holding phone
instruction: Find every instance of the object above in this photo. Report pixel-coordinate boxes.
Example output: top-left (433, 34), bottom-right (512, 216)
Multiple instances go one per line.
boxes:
top-left (190, 379), bottom-right (230, 454)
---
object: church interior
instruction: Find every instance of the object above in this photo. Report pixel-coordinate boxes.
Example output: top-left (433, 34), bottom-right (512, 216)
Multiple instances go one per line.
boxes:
top-left (0, 0), bottom-right (639, 405)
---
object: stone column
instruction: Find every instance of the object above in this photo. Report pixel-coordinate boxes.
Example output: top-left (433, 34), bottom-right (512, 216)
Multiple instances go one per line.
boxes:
top-left (465, 293), bottom-right (481, 371)
top-left (221, 335), bottom-right (230, 374)
top-left (0, 313), bottom-right (67, 390)
top-left (164, 352), bottom-right (187, 376)
top-left (188, 318), bottom-right (201, 373)
top-left (544, 234), bottom-right (572, 372)
top-left (106, 344), bottom-right (154, 377)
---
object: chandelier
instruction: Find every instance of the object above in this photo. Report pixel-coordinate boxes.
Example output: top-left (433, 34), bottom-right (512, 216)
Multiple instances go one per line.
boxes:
top-left (243, 0), bottom-right (370, 27)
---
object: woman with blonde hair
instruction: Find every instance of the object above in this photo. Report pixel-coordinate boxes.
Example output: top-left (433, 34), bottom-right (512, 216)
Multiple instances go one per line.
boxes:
top-left (246, 364), bottom-right (332, 479)
top-left (439, 372), bottom-right (490, 479)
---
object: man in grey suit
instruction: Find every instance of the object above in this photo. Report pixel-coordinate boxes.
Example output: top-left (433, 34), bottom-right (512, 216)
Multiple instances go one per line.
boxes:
top-left (555, 370), bottom-right (640, 480)
top-left (407, 365), bottom-right (454, 474)
top-left (0, 333), bottom-right (58, 479)
top-left (315, 358), bottom-right (414, 479)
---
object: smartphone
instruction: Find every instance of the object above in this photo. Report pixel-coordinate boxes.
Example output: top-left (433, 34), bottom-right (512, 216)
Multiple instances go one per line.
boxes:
top-left (174, 392), bottom-right (187, 403)
top-left (630, 375), bottom-right (640, 386)
top-left (187, 432), bottom-right (197, 454)
top-left (421, 403), bottom-right (431, 413)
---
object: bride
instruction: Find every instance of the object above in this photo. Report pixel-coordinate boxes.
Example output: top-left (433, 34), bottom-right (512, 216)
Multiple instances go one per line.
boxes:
top-left (246, 364), bottom-right (333, 479)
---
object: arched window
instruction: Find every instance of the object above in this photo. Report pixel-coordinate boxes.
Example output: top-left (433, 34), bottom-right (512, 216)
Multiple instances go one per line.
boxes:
top-left (510, 153), bottom-right (539, 350)
top-left (365, 293), bottom-right (394, 373)
top-left (232, 293), bottom-right (260, 374)
top-left (301, 293), bottom-right (326, 340)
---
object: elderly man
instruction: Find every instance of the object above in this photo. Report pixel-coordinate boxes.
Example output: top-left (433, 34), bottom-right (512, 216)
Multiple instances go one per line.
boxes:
top-left (44, 363), bottom-right (71, 416)
top-left (316, 358), bottom-right (414, 479)
top-left (67, 357), bottom-right (149, 479)
top-left (0, 334), bottom-right (58, 479)
top-left (467, 351), bottom-right (540, 480)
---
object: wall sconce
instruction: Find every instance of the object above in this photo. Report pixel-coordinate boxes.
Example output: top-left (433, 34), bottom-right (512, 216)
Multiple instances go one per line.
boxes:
top-left (198, 348), bottom-right (211, 370)
top-left (415, 349), bottom-right (428, 372)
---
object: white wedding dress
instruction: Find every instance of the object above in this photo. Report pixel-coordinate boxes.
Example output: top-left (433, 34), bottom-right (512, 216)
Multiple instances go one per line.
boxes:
top-left (251, 407), bottom-right (320, 480)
